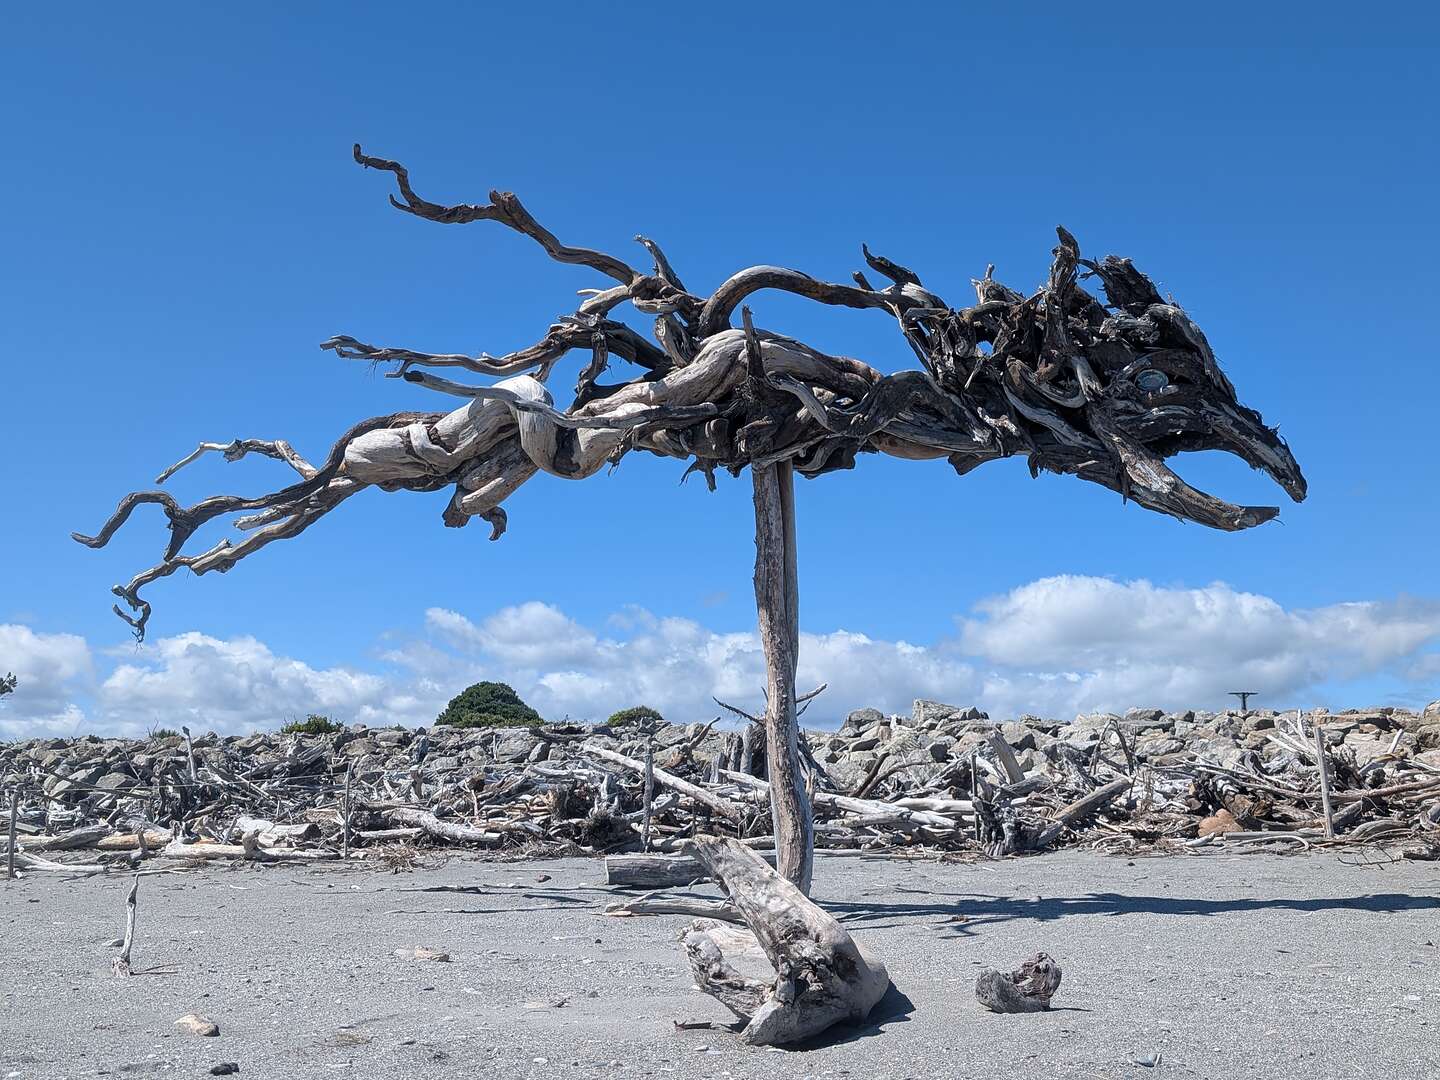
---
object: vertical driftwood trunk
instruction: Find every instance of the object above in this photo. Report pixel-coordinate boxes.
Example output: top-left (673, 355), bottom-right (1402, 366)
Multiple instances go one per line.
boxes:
top-left (1312, 714), bottom-right (1336, 839)
top-left (751, 458), bottom-right (814, 894)
top-left (6, 786), bottom-right (18, 881)
top-left (641, 738), bottom-right (655, 852)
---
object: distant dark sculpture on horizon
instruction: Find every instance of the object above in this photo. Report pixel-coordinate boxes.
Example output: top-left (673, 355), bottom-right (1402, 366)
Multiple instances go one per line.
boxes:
top-left (74, 146), bottom-right (1305, 1043)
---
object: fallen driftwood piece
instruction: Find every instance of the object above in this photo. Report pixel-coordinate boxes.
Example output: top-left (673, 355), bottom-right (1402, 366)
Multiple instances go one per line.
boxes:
top-left (605, 893), bottom-right (741, 920)
top-left (681, 836), bottom-right (890, 1045)
top-left (584, 746), bottom-right (748, 822)
top-left (19, 823), bottom-right (111, 851)
top-left (984, 728), bottom-right (1026, 785)
top-left (1033, 777), bottom-right (1131, 848)
top-left (354, 826), bottom-right (424, 842)
top-left (97, 830), bottom-right (172, 851)
top-left (6, 788), bottom-right (16, 880)
top-left (720, 769), bottom-right (961, 831)
top-left (604, 851), bottom-right (775, 889)
top-left (976, 952), bottom-right (1062, 1013)
top-left (12, 850), bottom-right (108, 876)
top-left (234, 816), bottom-right (318, 844)
top-left (385, 808), bottom-right (505, 845)
top-left (160, 837), bottom-right (334, 861)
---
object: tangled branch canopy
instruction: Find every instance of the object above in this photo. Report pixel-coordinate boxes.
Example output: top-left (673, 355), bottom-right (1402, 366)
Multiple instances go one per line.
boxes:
top-left (76, 146), bottom-right (1306, 639)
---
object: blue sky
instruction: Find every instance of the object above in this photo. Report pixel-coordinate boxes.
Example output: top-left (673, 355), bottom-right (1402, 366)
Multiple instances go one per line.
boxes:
top-left (3, 5), bottom-right (1438, 734)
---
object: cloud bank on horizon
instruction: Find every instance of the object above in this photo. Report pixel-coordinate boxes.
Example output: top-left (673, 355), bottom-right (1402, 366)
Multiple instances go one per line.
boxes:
top-left (3, 576), bottom-right (1438, 739)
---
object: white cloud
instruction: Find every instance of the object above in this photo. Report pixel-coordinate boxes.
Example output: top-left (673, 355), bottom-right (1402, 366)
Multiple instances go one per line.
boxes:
top-left (958, 576), bottom-right (1440, 716)
top-left (0, 624), bottom-right (93, 737)
top-left (3, 578), bottom-right (1439, 740)
top-left (96, 632), bottom-right (407, 735)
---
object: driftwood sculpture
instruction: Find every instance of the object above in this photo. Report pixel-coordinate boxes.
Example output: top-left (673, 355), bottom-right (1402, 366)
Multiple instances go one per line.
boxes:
top-left (73, 146), bottom-right (1305, 1036)
top-left (682, 836), bottom-right (890, 1044)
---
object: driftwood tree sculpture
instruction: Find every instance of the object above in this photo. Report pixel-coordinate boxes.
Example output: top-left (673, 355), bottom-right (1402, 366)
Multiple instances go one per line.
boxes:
top-left (76, 146), bottom-right (1305, 1040)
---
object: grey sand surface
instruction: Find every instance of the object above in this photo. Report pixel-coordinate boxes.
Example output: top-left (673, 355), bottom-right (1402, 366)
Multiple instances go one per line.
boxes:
top-left (2, 851), bottom-right (1437, 1079)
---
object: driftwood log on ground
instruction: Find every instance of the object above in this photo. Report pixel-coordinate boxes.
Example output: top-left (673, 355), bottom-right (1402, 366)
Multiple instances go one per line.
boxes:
top-left (681, 836), bottom-right (889, 1045)
top-left (604, 851), bottom-right (776, 889)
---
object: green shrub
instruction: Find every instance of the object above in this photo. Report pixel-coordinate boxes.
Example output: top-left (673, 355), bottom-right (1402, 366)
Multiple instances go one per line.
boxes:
top-left (281, 714), bottom-right (343, 736)
top-left (606, 705), bottom-right (665, 729)
top-left (435, 682), bottom-right (542, 729)
top-left (148, 726), bottom-right (179, 740)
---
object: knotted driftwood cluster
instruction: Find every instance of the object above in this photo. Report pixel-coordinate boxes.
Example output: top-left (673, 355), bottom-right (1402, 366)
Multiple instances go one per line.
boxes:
top-left (75, 145), bottom-right (1304, 642)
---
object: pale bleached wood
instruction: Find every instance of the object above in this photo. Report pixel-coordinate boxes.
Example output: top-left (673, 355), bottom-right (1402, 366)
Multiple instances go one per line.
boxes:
top-left (641, 740), bottom-right (655, 852)
top-left (720, 769), bottom-right (961, 831)
top-left (6, 787), bottom-right (17, 880)
top-left (11, 850), bottom-right (107, 875)
top-left (604, 850), bottom-right (777, 889)
top-left (342, 760), bottom-right (354, 858)
top-left (1312, 713), bottom-right (1336, 839)
top-left (385, 808), bottom-right (504, 845)
top-left (748, 359), bottom-right (813, 891)
top-left (159, 837), bottom-right (336, 861)
top-left (112, 873), bottom-right (140, 977)
top-left (985, 728), bottom-right (1026, 785)
top-left (682, 836), bottom-right (889, 1046)
top-left (581, 745), bottom-right (747, 822)
top-left (605, 895), bottom-right (742, 921)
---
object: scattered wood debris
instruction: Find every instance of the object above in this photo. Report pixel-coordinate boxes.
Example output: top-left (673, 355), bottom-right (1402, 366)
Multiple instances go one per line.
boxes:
top-left (2, 700), bottom-right (1438, 873)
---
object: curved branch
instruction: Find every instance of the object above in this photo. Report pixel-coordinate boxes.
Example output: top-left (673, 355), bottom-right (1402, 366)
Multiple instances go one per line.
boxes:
top-left (156, 439), bottom-right (316, 484)
top-left (697, 266), bottom-right (908, 337)
top-left (324, 320), bottom-right (670, 380)
top-left (353, 144), bottom-right (640, 285)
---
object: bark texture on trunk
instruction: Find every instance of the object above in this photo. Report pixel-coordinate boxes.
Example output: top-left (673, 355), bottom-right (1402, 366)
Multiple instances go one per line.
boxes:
top-left (751, 459), bottom-right (813, 894)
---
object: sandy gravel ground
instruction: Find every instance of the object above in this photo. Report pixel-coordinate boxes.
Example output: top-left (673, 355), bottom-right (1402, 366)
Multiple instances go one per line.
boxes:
top-left (2, 850), bottom-right (1437, 1080)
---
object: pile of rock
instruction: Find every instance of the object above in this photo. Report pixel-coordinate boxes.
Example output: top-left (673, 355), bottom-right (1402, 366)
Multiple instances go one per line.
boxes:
top-left (3, 699), bottom-right (1438, 872)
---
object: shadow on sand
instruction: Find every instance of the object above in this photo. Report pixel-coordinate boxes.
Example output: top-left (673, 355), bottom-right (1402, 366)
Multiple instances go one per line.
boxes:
top-left (784, 982), bottom-right (918, 1051)
top-left (823, 889), bottom-right (1440, 934)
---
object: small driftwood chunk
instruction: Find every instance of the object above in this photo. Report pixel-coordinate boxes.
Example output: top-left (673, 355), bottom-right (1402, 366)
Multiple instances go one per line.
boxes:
top-left (681, 836), bottom-right (889, 1046)
top-left (175, 1013), bottom-right (220, 1036)
top-left (975, 952), bottom-right (1062, 1013)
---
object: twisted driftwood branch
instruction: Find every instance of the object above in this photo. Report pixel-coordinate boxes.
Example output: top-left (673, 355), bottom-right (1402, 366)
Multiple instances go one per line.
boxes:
top-left (76, 146), bottom-right (1305, 641)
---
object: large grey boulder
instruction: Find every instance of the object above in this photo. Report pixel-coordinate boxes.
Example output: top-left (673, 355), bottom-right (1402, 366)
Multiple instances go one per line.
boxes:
top-left (912, 700), bottom-right (987, 728)
top-left (492, 729), bottom-right (541, 763)
top-left (842, 708), bottom-right (884, 733)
